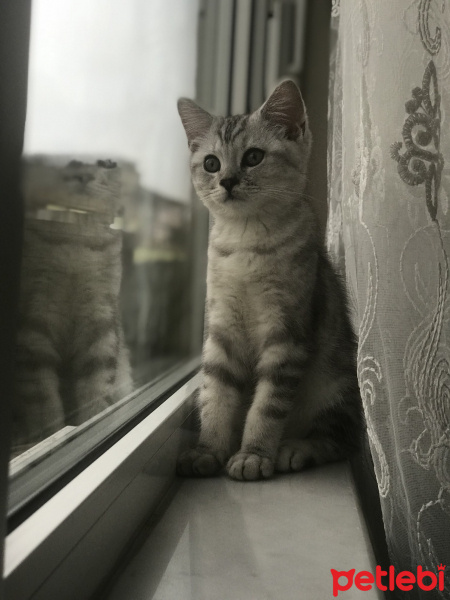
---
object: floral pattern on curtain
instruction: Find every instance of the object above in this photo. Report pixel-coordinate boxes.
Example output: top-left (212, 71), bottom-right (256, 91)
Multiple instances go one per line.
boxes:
top-left (328, 1), bottom-right (450, 596)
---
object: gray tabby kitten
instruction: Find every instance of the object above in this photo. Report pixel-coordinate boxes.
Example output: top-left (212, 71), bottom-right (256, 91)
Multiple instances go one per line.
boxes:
top-left (177, 81), bottom-right (362, 481)
top-left (13, 159), bottom-right (133, 453)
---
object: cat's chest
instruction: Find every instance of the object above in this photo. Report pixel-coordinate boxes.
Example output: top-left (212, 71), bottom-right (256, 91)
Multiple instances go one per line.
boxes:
top-left (209, 249), bottom-right (273, 289)
top-left (207, 250), bottom-right (286, 330)
top-left (208, 251), bottom-right (288, 352)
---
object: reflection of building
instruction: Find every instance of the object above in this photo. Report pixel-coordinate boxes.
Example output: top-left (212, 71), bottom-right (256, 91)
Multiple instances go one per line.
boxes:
top-left (120, 179), bottom-right (192, 380)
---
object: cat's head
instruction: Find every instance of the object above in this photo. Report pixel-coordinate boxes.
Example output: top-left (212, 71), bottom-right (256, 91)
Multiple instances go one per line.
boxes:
top-left (178, 80), bottom-right (311, 220)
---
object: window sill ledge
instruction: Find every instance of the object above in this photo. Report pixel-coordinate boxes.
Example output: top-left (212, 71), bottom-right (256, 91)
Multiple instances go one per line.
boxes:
top-left (101, 462), bottom-right (382, 600)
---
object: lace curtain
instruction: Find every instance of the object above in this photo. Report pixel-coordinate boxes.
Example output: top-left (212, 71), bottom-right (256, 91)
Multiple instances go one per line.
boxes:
top-left (328, 1), bottom-right (450, 596)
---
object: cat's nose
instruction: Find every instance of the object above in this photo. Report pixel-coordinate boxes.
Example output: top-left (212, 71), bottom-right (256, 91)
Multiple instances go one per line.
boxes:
top-left (220, 177), bottom-right (239, 193)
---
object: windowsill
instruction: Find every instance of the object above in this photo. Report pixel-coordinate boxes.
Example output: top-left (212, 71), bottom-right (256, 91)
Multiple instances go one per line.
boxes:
top-left (101, 462), bottom-right (383, 600)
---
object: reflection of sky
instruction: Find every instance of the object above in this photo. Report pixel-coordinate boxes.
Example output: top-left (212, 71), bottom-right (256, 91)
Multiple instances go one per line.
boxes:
top-left (24, 0), bottom-right (198, 203)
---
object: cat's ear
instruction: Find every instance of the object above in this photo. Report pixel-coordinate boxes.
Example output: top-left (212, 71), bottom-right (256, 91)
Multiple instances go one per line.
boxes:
top-left (259, 80), bottom-right (307, 140)
top-left (177, 98), bottom-right (213, 149)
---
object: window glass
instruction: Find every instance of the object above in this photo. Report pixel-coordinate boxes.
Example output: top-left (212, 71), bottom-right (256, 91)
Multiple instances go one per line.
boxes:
top-left (10, 0), bottom-right (203, 496)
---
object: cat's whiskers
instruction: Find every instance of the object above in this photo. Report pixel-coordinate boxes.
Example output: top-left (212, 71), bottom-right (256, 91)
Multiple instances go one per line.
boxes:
top-left (256, 216), bottom-right (269, 233)
top-left (241, 218), bottom-right (249, 238)
top-left (259, 207), bottom-right (272, 218)
top-left (263, 186), bottom-right (304, 197)
top-left (260, 187), bottom-right (317, 207)
top-left (204, 189), bottom-right (222, 199)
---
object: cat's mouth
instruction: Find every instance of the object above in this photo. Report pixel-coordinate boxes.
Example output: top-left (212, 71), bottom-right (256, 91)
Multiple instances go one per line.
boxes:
top-left (223, 192), bottom-right (242, 202)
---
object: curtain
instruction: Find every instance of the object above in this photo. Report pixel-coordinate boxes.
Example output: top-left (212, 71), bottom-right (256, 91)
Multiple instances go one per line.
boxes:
top-left (328, 1), bottom-right (450, 596)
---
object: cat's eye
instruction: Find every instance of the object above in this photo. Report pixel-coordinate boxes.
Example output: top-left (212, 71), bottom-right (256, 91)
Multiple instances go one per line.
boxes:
top-left (242, 148), bottom-right (264, 167)
top-left (204, 155), bottom-right (221, 173)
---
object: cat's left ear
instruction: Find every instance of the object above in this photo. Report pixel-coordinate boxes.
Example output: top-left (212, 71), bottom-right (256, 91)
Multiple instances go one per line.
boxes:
top-left (178, 98), bottom-right (213, 150)
top-left (259, 80), bottom-right (307, 140)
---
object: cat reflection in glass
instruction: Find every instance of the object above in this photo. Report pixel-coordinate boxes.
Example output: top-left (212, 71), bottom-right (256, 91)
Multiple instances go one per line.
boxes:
top-left (177, 80), bottom-right (362, 481)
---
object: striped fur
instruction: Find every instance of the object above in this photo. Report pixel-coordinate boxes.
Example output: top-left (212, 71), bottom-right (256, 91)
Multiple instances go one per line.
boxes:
top-left (177, 81), bottom-right (362, 481)
top-left (13, 160), bottom-right (133, 454)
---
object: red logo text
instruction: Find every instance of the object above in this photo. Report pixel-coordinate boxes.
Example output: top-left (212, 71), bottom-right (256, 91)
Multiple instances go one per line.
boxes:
top-left (330, 565), bottom-right (446, 597)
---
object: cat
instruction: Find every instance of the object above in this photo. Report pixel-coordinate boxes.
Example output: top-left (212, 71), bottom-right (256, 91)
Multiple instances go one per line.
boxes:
top-left (176, 80), bottom-right (363, 481)
top-left (13, 158), bottom-right (133, 454)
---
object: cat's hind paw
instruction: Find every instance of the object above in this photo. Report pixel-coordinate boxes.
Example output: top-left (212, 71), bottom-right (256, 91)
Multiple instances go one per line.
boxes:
top-left (226, 452), bottom-right (274, 481)
top-left (177, 447), bottom-right (225, 477)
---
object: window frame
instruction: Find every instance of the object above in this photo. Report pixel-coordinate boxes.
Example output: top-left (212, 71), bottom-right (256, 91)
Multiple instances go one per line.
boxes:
top-left (5, 0), bottom-right (209, 526)
top-left (0, 3), bottom-right (32, 598)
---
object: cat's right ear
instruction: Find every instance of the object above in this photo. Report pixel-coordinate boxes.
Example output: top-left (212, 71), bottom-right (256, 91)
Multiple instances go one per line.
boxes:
top-left (259, 80), bottom-right (307, 141)
top-left (177, 98), bottom-right (213, 150)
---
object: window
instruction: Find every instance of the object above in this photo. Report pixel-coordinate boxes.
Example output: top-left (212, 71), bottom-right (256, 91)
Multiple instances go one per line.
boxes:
top-left (8, 0), bottom-right (206, 520)
top-left (2, 2), bottom-right (310, 598)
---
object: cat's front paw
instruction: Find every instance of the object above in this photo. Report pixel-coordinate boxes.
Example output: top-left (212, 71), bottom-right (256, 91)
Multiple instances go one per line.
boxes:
top-left (177, 447), bottom-right (225, 477)
top-left (275, 439), bottom-right (316, 472)
top-left (226, 452), bottom-right (274, 481)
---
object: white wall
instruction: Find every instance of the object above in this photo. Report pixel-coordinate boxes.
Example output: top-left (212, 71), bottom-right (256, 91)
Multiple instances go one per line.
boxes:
top-left (24, 0), bottom-right (199, 203)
